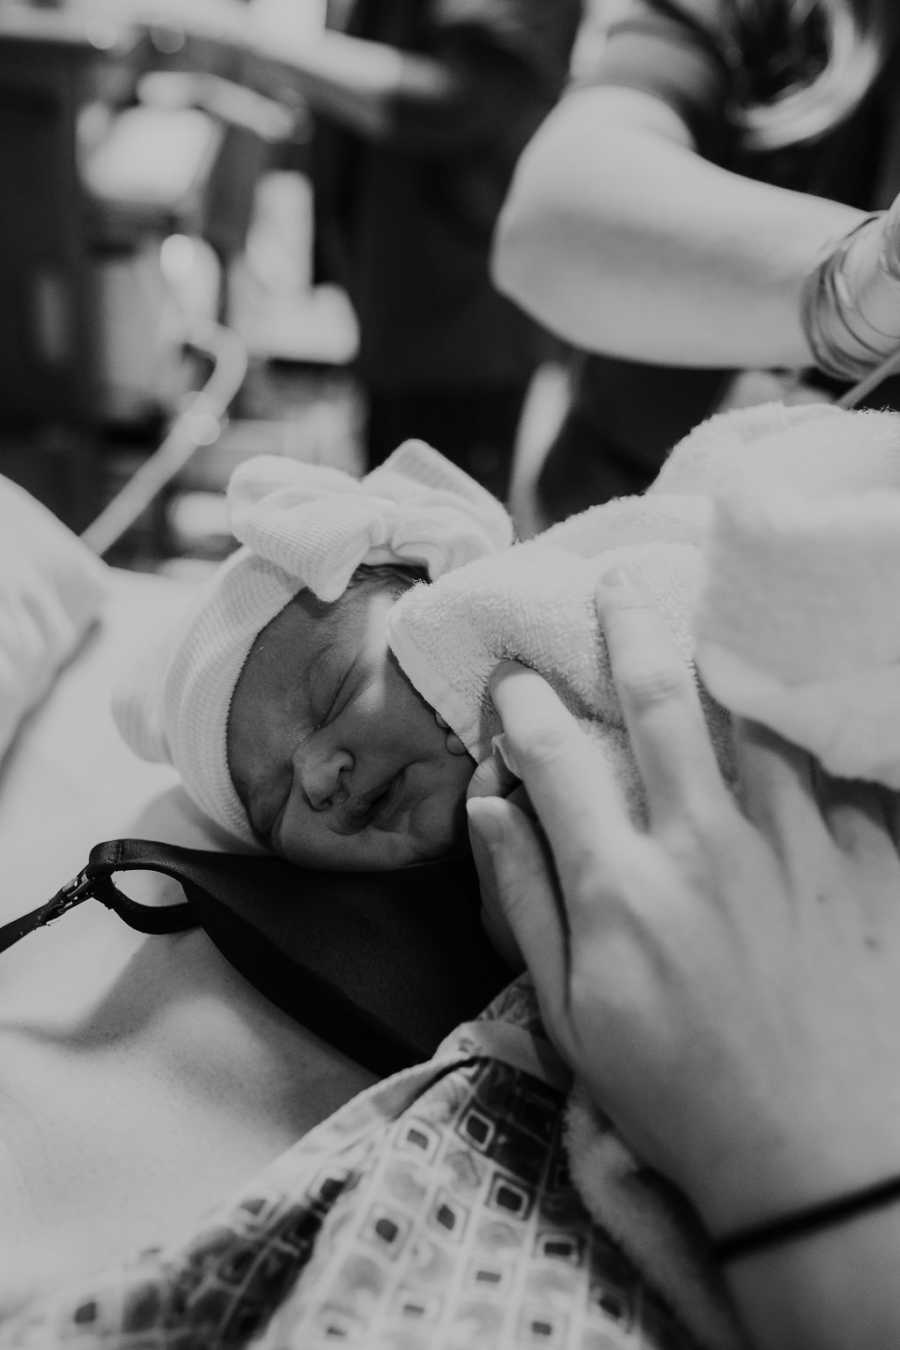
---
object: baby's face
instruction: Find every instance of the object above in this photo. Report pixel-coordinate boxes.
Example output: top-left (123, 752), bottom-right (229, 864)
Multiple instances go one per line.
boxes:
top-left (227, 579), bottom-right (475, 869)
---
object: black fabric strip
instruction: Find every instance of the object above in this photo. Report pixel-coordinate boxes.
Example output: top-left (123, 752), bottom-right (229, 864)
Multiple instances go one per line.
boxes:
top-left (716, 1175), bottom-right (900, 1263)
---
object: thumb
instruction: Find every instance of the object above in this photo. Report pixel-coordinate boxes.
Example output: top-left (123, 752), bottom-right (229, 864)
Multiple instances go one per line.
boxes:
top-left (466, 796), bottom-right (569, 1037)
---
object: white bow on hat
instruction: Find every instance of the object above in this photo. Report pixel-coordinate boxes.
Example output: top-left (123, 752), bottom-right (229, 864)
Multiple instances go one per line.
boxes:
top-left (228, 440), bottom-right (513, 601)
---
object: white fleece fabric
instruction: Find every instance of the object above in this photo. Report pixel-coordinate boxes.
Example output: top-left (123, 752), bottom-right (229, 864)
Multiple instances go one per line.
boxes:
top-left (388, 398), bottom-right (900, 1350)
top-left (391, 399), bottom-right (900, 794)
top-left (389, 513), bottom-right (733, 825)
top-left (645, 399), bottom-right (900, 787)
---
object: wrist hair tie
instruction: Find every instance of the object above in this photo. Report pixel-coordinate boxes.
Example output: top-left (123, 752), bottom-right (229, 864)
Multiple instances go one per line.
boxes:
top-left (715, 1174), bottom-right (900, 1264)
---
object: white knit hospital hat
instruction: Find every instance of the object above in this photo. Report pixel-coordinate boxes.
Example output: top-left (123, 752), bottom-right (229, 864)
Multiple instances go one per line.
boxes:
top-left (112, 441), bottom-right (513, 847)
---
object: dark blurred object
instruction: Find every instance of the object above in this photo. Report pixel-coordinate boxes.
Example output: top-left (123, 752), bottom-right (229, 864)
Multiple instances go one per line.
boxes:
top-left (0, 2), bottom-right (296, 533)
top-left (313, 0), bottom-right (582, 498)
top-left (537, 355), bottom-right (732, 523)
top-left (0, 5), bottom-right (141, 527)
top-left (366, 384), bottom-right (528, 503)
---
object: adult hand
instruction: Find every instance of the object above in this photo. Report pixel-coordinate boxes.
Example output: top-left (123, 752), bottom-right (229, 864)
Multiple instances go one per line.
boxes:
top-left (466, 569), bottom-right (900, 1240)
top-left (466, 748), bottom-right (528, 970)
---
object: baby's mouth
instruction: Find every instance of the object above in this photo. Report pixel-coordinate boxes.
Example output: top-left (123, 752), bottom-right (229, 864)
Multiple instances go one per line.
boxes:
top-left (369, 770), bottom-right (409, 831)
top-left (335, 771), bottom-right (407, 835)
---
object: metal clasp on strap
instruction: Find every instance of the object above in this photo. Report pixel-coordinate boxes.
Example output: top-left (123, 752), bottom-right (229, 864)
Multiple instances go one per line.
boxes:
top-left (42, 869), bottom-right (97, 925)
top-left (0, 869), bottom-right (98, 955)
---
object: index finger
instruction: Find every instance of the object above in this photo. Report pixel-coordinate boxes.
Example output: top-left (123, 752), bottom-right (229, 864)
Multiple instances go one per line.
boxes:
top-left (595, 572), bottom-right (728, 832)
top-left (489, 661), bottom-right (638, 898)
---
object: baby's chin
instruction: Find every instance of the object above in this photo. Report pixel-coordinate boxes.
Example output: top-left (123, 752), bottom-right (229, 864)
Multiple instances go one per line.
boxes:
top-left (274, 803), bottom-right (468, 872)
top-left (275, 832), bottom-right (460, 872)
top-left (407, 777), bottom-right (471, 852)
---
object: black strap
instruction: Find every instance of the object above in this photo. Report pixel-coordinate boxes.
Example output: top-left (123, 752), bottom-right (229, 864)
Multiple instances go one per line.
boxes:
top-left (0, 849), bottom-right (195, 955)
top-left (0, 885), bottom-right (94, 954)
top-left (716, 1175), bottom-right (900, 1263)
top-left (2, 839), bottom-right (508, 1076)
top-left (85, 838), bottom-right (219, 932)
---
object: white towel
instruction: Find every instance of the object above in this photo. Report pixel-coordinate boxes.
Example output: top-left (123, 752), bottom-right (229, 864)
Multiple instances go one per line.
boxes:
top-left (391, 400), bottom-right (900, 791)
top-left (388, 501), bottom-right (733, 825)
top-left (689, 407), bottom-right (900, 784)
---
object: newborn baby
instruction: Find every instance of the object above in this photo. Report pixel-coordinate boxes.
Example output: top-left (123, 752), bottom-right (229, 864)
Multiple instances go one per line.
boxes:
top-left (226, 563), bottom-right (474, 869)
top-left (113, 442), bottom-right (512, 868)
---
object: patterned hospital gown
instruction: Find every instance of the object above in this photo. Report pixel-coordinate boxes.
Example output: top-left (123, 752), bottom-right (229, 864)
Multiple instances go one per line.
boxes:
top-left (3, 982), bottom-right (699, 1350)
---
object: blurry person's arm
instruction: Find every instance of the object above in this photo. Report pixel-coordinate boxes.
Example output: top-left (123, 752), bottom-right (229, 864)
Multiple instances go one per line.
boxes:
top-left (132, 1), bottom-right (552, 148)
top-left (491, 84), bottom-right (867, 368)
top-left (247, 24), bottom-right (470, 145)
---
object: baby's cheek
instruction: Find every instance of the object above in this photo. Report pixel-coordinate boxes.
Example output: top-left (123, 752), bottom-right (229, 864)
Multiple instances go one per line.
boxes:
top-left (411, 757), bottom-right (473, 850)
top-left (442, 745), bottom-right (477, 796)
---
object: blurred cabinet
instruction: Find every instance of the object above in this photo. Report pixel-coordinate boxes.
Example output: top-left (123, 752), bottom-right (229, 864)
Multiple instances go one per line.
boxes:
top-left (0, 9), bottom-right (146, 526)
top-left (0, 5), bottom-right (276, 532)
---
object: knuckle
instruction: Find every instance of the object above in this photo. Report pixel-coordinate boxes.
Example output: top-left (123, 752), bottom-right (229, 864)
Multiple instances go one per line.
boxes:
top-left (513, 721), bottom-right (571, 775)
top-left (678, 795), bottom-right (732, 842)
top-left (567, 838), bottom-right (647, 922)
top-left (500, 873), bottom-right (537, 928)
top-left (568, 926), bottom-right (648, 1027)
top-left (568, 847), bottom-right (606, 909)
top-left (659, 800), bottom-right (745, 881)
top-left (615, 658), bottom-right (690, 718)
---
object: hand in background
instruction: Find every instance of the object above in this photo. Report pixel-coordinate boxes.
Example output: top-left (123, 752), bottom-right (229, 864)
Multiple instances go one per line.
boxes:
top-left (466, 569), bottom-right (900, 1241)
top-left (95, 0), bottom-right (250, 44)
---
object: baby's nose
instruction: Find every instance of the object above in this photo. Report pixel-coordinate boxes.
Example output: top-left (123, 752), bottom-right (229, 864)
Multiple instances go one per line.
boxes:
top-left (299, 745), bottom-right (354, 811)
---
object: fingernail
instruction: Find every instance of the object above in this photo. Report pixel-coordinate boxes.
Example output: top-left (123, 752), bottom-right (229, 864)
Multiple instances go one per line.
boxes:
top-left (489, 659), bottom-right (524, 692)
top-left (491, 732), bottom-right (521, 779)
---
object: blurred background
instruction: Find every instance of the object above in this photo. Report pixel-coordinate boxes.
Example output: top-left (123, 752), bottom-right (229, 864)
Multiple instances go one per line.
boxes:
top-left (0, 0), bottom-right (601, 574)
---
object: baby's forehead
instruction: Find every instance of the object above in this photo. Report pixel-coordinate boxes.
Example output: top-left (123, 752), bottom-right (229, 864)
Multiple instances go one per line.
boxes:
top-left (244, 566), bottom-right (417, 695)
top-left (307, 573), bottom-right (389, 637)
top-left (319, 566), bottom-right (418, 635)
top-left (287, 573), bottom-right (399, 672)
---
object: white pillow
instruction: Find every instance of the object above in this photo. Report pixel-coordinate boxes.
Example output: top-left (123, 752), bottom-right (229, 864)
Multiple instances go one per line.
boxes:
top-left (0, 476), bottom-right (109, 760)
